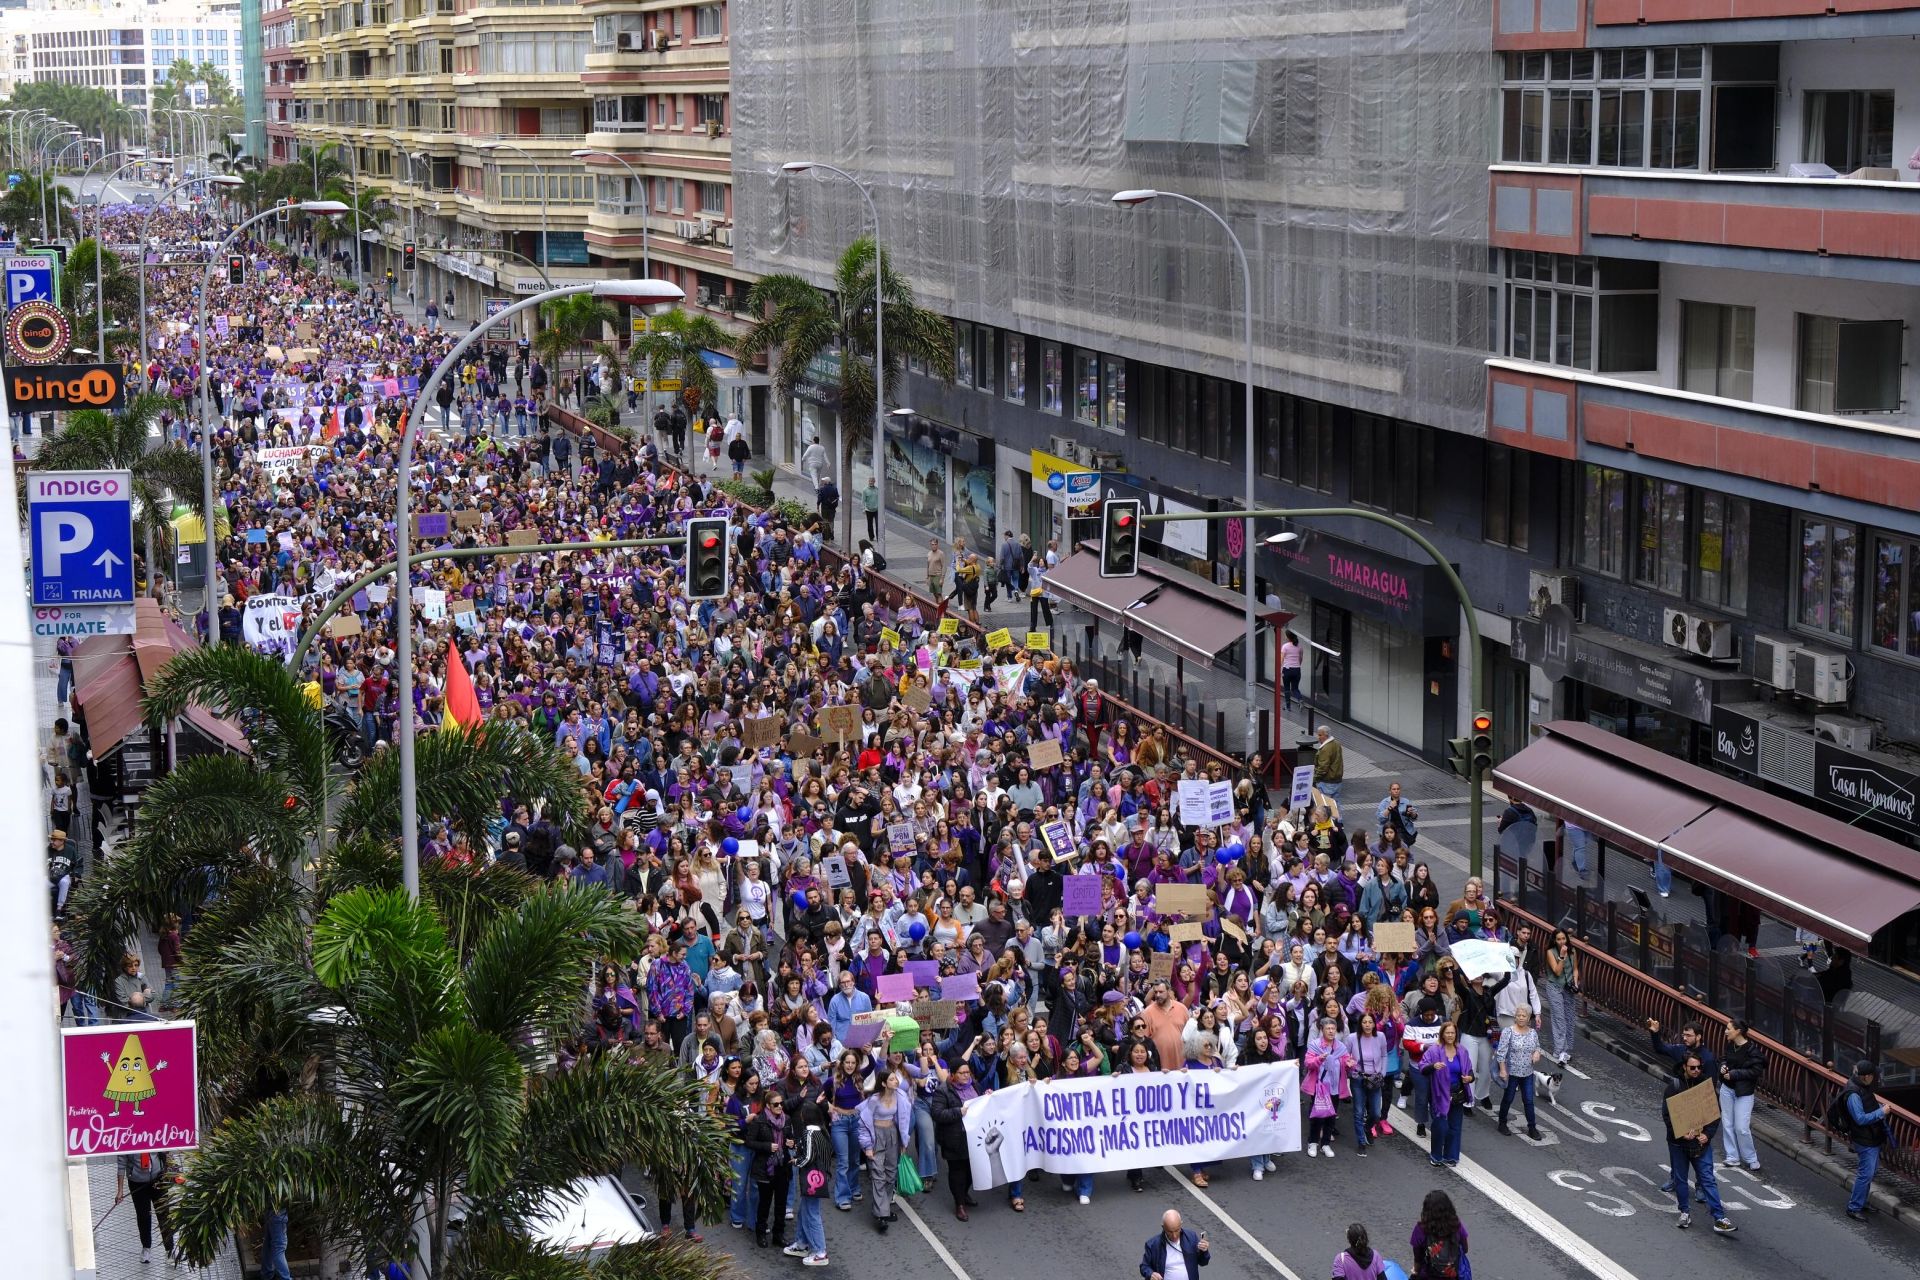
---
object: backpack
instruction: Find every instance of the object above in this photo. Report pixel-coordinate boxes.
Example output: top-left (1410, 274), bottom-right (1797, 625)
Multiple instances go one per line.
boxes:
top-left (1418, 1236), bottom-right (1463, 1280)
top-left (1824, 1088), bottom-right (1853, 1134)
top-left (870, 551), bottom-right (887, 571)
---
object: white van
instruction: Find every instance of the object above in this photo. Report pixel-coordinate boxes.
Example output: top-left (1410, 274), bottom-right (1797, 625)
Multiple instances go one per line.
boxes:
top-left (528, 1173), bottom-right (655, 1262)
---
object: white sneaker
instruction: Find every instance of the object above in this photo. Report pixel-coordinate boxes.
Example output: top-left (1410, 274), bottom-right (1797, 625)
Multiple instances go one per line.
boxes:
top-left (1306, 1143), bottom-right (1319, 1158)
top-left (1252, 1168), bottom-right (1263, 1181)
top-left (1079, 1194), bottom-right (1090, 1205)
top-left (141, 1249), bottom-right (151, 1265)
top-left (803, 1254), bottom-right (830, 1267)
top-left (783, 1243), bottom-right (809, 1257)
top-left (1323, 1146), bottom-right (1335, 1160)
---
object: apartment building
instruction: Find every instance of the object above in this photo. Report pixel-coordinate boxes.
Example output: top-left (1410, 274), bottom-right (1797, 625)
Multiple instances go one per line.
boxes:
top-left (1, 0), bottom-right (240, 111)
top-left (268, 0), bottom-right (753, 375)
top-left (734, 0), bottom-right (1920, 940)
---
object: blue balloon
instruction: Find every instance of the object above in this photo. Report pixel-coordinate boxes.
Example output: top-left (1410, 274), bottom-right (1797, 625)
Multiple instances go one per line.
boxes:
top-left (720, 836), bottom-right (740, 856)
top-left (1123, 931), bottom-right (1143, 950)
top-left (1225, 843), bottom-right (1247, 861)
top-left (908, 920), bottom-right (928, 941)
top-left (1383, 1264), bottom-right (1410, 1280)
top-left (737, 804), bottom-right (755, 822)
top-left (791, 891), bottom-right (809, 912)
top-left (1214, 847), bottom-right (1235, 865)
top-left (1252, 977), bottom-right (1271, 996)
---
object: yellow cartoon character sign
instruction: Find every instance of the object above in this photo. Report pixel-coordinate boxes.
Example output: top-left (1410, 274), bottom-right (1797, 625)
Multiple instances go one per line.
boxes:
top-left (100, 1033), bottom-right (169, 1117)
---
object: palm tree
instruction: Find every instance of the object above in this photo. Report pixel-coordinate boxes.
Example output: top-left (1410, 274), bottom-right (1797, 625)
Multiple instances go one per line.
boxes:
top-left (165, 882), bottom-right (732, 1279)
top-left (0, 172), bottom-right (74, 242)
top-left (629, 308), bottom-right (730, 423)
top-left (537, 292), bottom-right (618, 384)
top-left (63, 237), bottom-right (141, 350)
top-left (26, 391), bottom-right (198, 592)
top-left (66, 645), bottom-right (593, 995)
top-left (736, 235), bottom-right (954, 540)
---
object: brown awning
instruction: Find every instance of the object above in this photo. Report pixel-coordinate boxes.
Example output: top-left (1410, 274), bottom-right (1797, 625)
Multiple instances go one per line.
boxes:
top-left (1044, 550), bottom-right (1249, 669)
top-left (70, 599), bottom-right (249, 758)
top-left (1494, 720), bottom-right (1920, 948)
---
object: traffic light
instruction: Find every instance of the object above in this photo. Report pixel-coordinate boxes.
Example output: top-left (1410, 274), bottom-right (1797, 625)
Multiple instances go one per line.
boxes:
top-left (226, 253), bottom-right (244, 285)
top-left (1470, 710), bottom-right (1494, 775)
top-left (1447, 737), bottom-right (1471, 779)
top-left (403, 241), bottom-right (417, 270)
top-left (685, 516), bottom-right (730, 601)
top-left (1099, 497), bottom-right (1141, 579)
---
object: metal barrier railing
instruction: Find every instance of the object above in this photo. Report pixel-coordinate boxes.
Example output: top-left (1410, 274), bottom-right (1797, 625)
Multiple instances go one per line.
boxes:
top-left (1498, 864), bottom-right (1920, 1183)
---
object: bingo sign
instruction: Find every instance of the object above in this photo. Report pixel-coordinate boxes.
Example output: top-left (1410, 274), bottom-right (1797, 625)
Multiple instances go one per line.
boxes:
top-left (6, 299), bottom-right (72, 364)
top-left (61, 1021), bottom-right (200, 1157)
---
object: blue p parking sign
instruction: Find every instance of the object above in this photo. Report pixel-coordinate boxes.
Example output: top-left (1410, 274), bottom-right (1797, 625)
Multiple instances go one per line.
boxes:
top-left (28, 470), bottom-right (136, 606)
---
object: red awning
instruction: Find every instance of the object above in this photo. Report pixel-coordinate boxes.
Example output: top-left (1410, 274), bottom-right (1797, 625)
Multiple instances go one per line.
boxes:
top-left (1044, 550), bottom-right (1250, 669)
top-left (1495, 721), bottom-right (1920, 948)
top-left (69, 599), bottom-right (249, 759)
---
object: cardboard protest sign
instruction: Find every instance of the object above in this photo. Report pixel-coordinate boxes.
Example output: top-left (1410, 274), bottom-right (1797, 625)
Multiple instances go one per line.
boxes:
top-left (1027, 737), bottom-right (1064, 770)
top-left (1155, 883), bottom-right (1209, 918)
top-left (903, 686), bottom-right (932, 714)
top-left (788, 731), bottom-right (824, 757)
top-left (325, 614), bottom-right (363, 639)
top-left (453, 509), bottom-right (484, 530)
top-left (1666, 1079), bottom-right (1721, 1139)
top-left (742, 715), bottom-right (781, 748)
top-left (1167, 922), bottom-right (1206, 943)
top-left (821, 704), bottom-right (860, 742)
top-left (1221, 917), bottom-right (1248, 944)
top-left (1148, 952), bottom-right (1176, 982)
top-left (1372, 922), bottom-right (1417, 954)
top-left (913, 999), bottom-right (960, 1029)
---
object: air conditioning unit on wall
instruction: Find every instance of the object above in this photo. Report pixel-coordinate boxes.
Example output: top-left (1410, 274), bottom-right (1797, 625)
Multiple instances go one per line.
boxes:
top-left (1814, 714), bottom-right (1875, 753)
top-left (1527, 571), bottom-right (1577, 617)
top-left (1750, 635), bottom-right (1798, 690)
top-left (1794, 648), bottom-right (1851, 704)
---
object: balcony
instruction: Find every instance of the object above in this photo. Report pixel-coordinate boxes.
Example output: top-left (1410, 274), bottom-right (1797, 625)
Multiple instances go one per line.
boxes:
top-left (1492, 166), bottom-right (1920, 284)
top-left (1487, 358), bottom-right (1920, 511)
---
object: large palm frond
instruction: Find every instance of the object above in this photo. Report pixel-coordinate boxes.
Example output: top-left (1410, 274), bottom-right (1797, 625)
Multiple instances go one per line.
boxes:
top-left (336, 718), bottom-right (589, 846)
top-left (144, 644), bottom-right (332, 806)
top-left (461, 883), bottom-right (644, 1053)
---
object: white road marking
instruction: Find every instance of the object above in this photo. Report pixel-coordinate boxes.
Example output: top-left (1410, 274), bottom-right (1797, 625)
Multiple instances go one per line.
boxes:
top-left (1168, 1167), bottom-right (1308, 1280)
top-left (1387, 1105), bottom-right (1644, 1280)
top-left (1562, 1062), bottom-right (1592, 1080)
top-left (897, 1196), bottom-right (974, 1280)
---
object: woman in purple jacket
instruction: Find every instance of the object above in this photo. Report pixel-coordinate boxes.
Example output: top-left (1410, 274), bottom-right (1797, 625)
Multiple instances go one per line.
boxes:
top-left (1419, 1020), bottom-right (1475, 1168)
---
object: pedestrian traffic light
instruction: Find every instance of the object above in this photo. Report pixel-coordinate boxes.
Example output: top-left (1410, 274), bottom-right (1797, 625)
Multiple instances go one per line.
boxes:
top-left (403, 241), bottom-right (416, 270)
top-left (226, 253), bottom-right (244, 285)
top-left (1100, 497), bottom-right (1141, 579)
top-left (1446, 737), bottom-right (1471, 779)
top-left (1470, 711), bottom-right (1494, 775)
top-left (685, 516), bottom-right (730, 601)
top-left (278, 196), bottom-right (292, 223)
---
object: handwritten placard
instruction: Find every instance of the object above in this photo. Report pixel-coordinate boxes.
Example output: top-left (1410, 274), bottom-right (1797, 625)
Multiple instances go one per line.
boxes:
top-left (1167, 921), bottom-right (1206, 943)
top-left (880, 626), bottom-right (902, 649)
top-left (821, 704), bottom-right (860, 742)
top-left (1155, 883), bottom-right (1209, 918)
top-left (1148, 952), bottom-right (1176, 983)
top-left (1372, 922), bottom-right (1416, 955)
top-left (1062, 874), bottom-right (1104, 917)
top-left (912, 998), bottom-right (959, 1029)
top-left (938, 617), bottom-right (959, 635)
top-left (1025, 630), bottom-right (1050, 652)
top-left (789, 731), bottom-right (823, 758)
top-left (742, 715), bottom-right (782, 748)
top-left (903, 686), bottom-right (932, 714)
top-left (1221, 917), bottom-right (1247, 944)
top-left (985, 627), bottom-right (1012, 651)
top-left (1027, 737), bottom-right (1065, 771)
top-left (1665, 1078), bottom-right (1721, 1139)
top-left (324, 614), bottom-right (362, 638)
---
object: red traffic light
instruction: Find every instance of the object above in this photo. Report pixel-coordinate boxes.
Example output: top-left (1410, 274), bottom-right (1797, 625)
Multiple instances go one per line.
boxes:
top-left (1472, 713), bottom-right (1494, 733)
top-left (700, 534), bottom-right (719, 550)
top-left (1115, 512), bottom-right (1132, 528)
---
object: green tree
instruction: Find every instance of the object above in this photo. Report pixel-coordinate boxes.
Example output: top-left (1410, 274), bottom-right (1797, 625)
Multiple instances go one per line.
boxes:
top-left (735, 235), bottom-right (954, 538)
top-left (0, 83), bottom-right (131, 154)
top-left (165, 882), bottom-right (731, 1278)
top-left (536, 292), bottom-right (619, 381)
top-left (25, 392), bottom-right (198, 589)
top-left (0, 172), bottom-right (74, 242)
top-left (63, 237), bottom-right (141, 349)
top-left (629, 308), bottom-right (730, 421)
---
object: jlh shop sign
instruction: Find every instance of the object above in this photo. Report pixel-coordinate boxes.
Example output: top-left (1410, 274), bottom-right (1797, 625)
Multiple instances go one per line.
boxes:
top-left (61, 1021), bottom-right (200, 1157)
top-left (7, 362), bottom-right (127, 412)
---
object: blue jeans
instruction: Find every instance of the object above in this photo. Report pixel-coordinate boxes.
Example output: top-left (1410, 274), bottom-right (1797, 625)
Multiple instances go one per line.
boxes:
top-left (1318, 781), bottom-right (1343, 802)
top-left (1718, 1087), bottom-right (1758, 1167)
top-left (1498, 1074), bottom-right (1537, 1130)
top-left (261, 1209), bottom-right (291, 1280)
top-left (1669, 1141), bottom-right (1724, 1218)
top-left (1352, 1078), bottom-right (1385, 1147)
top-left (360, 711), bottom-right (379, 750)
top-left (794, 1195), bottom-right (826, 1256)
top-left (912, 1098), bottom-right (940, 1180)
top-left (1430, 1106), bottom-right (1464, 1163)
top-left (830, 1111), bottom-right (862, 1205)
top-left (729, 1144), bottom-right (757, 1228)
top-left (56, 659), bottom-right (73, 705)
top-left (1653, 846), bottom-right (1674, 896)
top-left (1849, 1142), bottom-right (1881, 1213)
top-left (1007, 1177), bottom-right (1024, 1202)
top-left (1058, 1172), bottom-right (1092, 1198)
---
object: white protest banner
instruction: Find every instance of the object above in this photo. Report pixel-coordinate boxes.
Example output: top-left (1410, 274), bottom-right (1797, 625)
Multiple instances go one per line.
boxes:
top-left (242, 594), bottom-right (307, 657)
top-left (1176, 779), bottom-right (1213, 827)
top-left (963, 1061), bottom-right (1299, 1188)
top-left (421, 588), bottom-right (448, 621)
top-left (1289, 764), bottom-right (1316, 812)
top-left (1208, 779), bottom-right (1235, 825)
top-left (255, 445), bottom-right (322, 479)
top-left (1450, 939), bottom-right (1518, 982)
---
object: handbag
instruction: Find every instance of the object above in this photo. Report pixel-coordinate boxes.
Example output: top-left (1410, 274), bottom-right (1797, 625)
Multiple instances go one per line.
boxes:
top-left (896, 1158), bottom-right (925, 1196)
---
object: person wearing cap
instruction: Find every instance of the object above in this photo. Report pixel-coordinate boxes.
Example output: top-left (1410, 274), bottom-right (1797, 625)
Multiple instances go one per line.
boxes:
top-left (496, 829), bottom-right (526, 872)
top-left (1841, 1059), bottom-right (1890, 1220)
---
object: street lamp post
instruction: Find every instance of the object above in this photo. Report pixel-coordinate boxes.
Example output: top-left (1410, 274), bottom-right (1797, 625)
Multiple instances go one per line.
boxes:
top-left (139, 174), bottom-right (244, 372)
top-left (782, 160), bottom-right (885, 550)
top-left (392, 276), bottom-right (683, 899)
top-left (71, 144), bottom-right (124, 356)
top-left (197, 200), bottom-right (350, 631)
top-left (1112, 188), bottom-right (1261, 761)
top-left (46, 135), bottom-right (86, 241)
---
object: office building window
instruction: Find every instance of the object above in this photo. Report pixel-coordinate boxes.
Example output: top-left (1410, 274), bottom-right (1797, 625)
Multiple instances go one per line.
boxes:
top-left (1256, 393), bottom-right (1336, 492)
top-left (1501, 46), bottom-right (1701, 169)
top-left (974, 326), bottom-right (996, 394)
top-left (1041, 344), bottom-right (1062, 414)
top-left (1804, 90), bottom-right (1893, 173)
top-left (1870, 534), bottom-right (1920, 659)
top-left (1695, 492), bottom-right (1749, 613)
top-left (698, 181), bottom-right (726, 215)
top-left (1073, 351), bottom-right (1100, 425)
top-left (1679, 301), bottom-right (1754, 401)
top-left (1505, 252), bottom-right (1657, 373)
top-left (1003, 334), bottom-right (1026, 403)
top-left (1796, 314), bottom-right (1903, 414)
top-left (1483, 443), bottom-right (1531, 550)
top-left (1102, 357), bottom-right (1126, 433)
top-left (1577, 464), bottom-right (1627, 577)
top-left (1795, 517), bottom-right (1858, 641)
top-left (1351, 415), bottom-right (1434, 521)
top-left (954, 321), bottom-right (974, 386)
top-left (694, 4), bottom-right (723, 38)
top-left (1632, 476), bottom-right (1688, 595)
